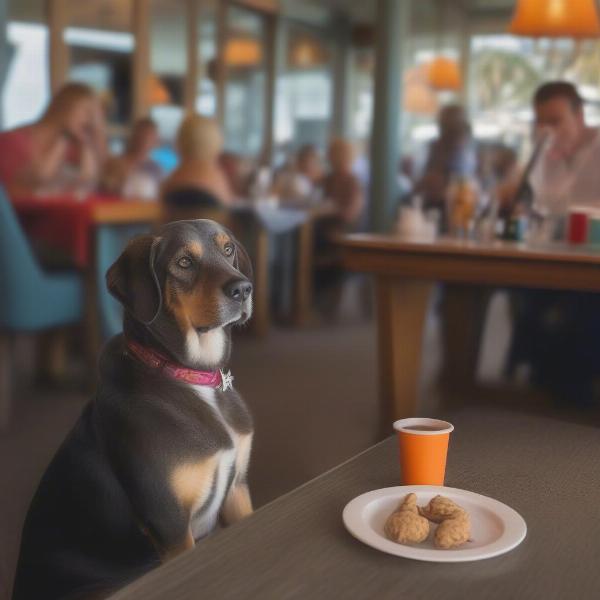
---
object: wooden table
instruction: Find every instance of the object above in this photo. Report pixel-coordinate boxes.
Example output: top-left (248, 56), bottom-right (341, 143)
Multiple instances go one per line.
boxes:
top-left (109, 408), bottom-right (600, 599)
top-left (338, 235), bottom-right (600, 434)
top-left (89, 200), bottom-right (161, 224)
top-left (293, 203), bottom-right (338, 327)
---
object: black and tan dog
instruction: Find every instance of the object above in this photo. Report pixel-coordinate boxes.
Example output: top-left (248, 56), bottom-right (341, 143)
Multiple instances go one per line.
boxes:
top-left (13, 219), bottom-right (254, 600)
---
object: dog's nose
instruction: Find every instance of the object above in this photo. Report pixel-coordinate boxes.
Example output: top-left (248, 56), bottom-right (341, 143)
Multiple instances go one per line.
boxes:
top-left (223, 279), bottom-right (252, 302)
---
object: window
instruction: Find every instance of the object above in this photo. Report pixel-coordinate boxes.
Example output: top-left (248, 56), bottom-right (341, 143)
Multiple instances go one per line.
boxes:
top-left (223, 6), bottom-right (268, 157)
top-left (195, 0), bottom-right (218, 117)
top-left (2, 22), bottom-right (50, 129)
top-left (149, 0), bottom-right (187, 143)
top-left (469, 35), bottom-right (600, 154)
top-left (274, 24), bottom-right (333, 162)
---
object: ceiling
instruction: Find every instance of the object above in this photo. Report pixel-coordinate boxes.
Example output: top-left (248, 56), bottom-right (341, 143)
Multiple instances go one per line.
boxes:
top-left (317, 0), bottom-right (516, 23)
top-left (9, 0), bottom-right (518, 29)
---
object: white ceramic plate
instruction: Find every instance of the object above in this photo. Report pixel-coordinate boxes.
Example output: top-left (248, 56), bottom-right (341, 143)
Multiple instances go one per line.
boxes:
top-left (343, 486), bottom-right (527, 563)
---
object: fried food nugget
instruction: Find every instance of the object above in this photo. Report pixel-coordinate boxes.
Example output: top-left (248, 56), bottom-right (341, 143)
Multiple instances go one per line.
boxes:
top-left (434, 511), bottom-right (470, 549)
top-left (418, 495), bottom-right (464, 523)
top-left (384, 493), bottom-right (430, 545)
top-left (419, 495), bottom-right (470, 549)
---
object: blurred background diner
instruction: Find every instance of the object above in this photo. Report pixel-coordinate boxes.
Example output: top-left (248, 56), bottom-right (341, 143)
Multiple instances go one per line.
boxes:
top-left (101, 116), bottom-right (163, 199)
top-left (4, 1), bottom-right (600, 596)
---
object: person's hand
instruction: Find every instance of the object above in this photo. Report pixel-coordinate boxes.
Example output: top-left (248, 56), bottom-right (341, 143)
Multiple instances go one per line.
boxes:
top-left (62, 112), bottom-right (93, 145)
top-left (89, 98), bottom-right (107, 137)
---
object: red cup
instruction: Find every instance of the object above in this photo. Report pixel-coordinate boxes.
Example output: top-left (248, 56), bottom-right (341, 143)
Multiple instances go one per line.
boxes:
top-left (568, 210), bottom-right (589, 244)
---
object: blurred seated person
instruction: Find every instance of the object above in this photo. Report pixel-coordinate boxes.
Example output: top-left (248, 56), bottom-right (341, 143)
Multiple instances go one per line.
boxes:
top-left (162, 114), bottom-right (233, 207)
top-left (322, 138), bottom-right (365, 230)
top-left (505, 82), bottom-right (600, 408)
top-left (398, 155), bottom-right (415, 201)
top-left (101, 118), bottom-right (162, 200)
top-left (415, 104), bottom-right (478, 213)
top-left (273, 144), bottom-right (323, 204)
top-left (0, 82), bottom-right (107, 198)
top-left (219, 151), bottom-right (252, 198)
top-left (313, 139), bottom-right (365, 317)
top-left (503, 82), bottom-right (600, 218)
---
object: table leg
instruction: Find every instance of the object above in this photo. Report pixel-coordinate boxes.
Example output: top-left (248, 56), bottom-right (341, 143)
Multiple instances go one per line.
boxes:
top-left (0, 333), bottom-right (12, 430)
top-left (440, 284), bottom-right (491, 403)
top-left (294, 219), bottom-right (313, 327)
top-left (250, 229), bottom-right (270, 337)
top-left (37, 328), bottom-right (68, 381)
top-left (375, 277), bottom-right (433, 437)
top-left (84, 236), bottom-right (101, 386)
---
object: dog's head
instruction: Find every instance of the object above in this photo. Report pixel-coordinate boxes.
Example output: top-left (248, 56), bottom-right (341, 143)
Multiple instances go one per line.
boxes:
top-left (107, 219), bottom-right (253, 369)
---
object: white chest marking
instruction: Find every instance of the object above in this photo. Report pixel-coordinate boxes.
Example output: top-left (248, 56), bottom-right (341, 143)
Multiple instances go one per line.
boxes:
top-left (186, 328), bottom-right (225, 367)
top-left (188, 385), bottom-right (237, 539)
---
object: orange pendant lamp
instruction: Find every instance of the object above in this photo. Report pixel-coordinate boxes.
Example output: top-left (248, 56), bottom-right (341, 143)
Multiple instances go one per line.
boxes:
top-left (509, 0), bottom-right (600, 38)
top-left (225, 38), bottom-right (262, 67)
top-left (427, 57), bottom-right (462, 91)
top-left (404, 66), bottom-right (439, 115)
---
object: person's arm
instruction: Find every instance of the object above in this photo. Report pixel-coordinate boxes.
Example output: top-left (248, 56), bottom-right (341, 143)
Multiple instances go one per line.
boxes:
top-left (71, 99), bottom-right (108, 188)
top-left (77, 141), bottom-right (102, 185)
top-left (413, 141), bottom-right (448, 206)
top-left (10, 134), bottom-right (70, 194)
top-left (494, 165), bottom-right (523, 212)
top-left (88, 98), bottom-right (108, 163)
top-left (33, 134), bottom-right (69, 183)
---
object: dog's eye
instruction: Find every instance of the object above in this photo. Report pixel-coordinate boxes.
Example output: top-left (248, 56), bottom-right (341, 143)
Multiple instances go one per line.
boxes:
top-left (177, 257), bottom-right (192, 269)
top-left (224, 243), bottom-right (235, 257)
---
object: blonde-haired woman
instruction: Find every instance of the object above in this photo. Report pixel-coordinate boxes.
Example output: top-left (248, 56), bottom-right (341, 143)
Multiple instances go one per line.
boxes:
top-left (162, 114), bottom-right (233, 206)
top-left (0, 82), bottom-right (107, 197)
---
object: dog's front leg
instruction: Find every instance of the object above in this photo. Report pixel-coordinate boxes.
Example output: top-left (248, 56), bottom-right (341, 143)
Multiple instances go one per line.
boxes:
top-left (139, 507), bottom-right (195, 563)
top-left (159, 527), bottom-right (195, 562)
top-left (221, 482), bottom-right (253, 525)
top-left (117, 458), bottom-right (198, 564)
top-left (221, 432), bottom-right (254, 525)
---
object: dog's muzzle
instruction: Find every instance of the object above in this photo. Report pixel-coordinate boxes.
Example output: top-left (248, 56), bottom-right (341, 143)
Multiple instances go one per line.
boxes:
top-left (223, 279), bottom-right (253, 303)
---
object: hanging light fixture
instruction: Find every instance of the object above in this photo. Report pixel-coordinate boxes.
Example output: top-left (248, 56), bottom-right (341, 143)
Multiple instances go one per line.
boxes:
top-left (509, 0), bottom-right (600, 38)
top-left (425, 0), bottom-right (463, 93)
top-left (404, 66), bottom-right (439, 115)
top-left (225, 38), bottom-right (262, 67)
top-left (426, 56), bottom-right (462, 91)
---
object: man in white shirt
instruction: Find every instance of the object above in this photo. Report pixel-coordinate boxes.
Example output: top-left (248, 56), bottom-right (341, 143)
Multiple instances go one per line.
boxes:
top-left (507, 82), bottom-right (600, 408)
top-left (529, 82), bottom-right (600, 214)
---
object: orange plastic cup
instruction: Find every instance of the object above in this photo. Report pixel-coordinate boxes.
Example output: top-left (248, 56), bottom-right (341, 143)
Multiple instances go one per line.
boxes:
top-left (393, 418), bottom-right (454, 485)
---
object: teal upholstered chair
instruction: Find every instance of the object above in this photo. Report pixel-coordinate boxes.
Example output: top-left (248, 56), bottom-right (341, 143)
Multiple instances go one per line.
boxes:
top-left (0, 186), bottom-right (84, 429)
top-left (95, 223), bottom-right (152, 339)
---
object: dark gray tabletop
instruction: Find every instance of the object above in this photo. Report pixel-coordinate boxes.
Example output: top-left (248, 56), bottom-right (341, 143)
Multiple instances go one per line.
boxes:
top-left (110, 408), bottom-right (600, 600)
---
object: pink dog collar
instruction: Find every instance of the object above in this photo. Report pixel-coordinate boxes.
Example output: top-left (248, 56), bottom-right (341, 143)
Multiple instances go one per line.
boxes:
top-left (125, 338), bottom-right (233, 391)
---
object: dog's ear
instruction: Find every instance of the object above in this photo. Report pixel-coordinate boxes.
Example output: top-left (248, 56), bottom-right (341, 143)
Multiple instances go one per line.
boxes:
top-left (233, 236), bottom-right (253, 282)
top-left (106, 235), bottom-right (163, 325)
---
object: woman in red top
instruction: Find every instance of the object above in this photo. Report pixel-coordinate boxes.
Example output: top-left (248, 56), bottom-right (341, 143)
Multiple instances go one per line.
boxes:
top-left (0, 82), bottom-right (107, 198)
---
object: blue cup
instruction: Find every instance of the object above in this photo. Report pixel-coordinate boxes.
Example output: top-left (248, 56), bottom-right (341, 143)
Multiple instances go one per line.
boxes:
top-left (589, 218), bottom-right (600, 246)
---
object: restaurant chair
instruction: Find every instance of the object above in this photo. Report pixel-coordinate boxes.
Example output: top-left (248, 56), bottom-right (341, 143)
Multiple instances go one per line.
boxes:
top-left (163, 187), bottom-right (221, 219)
top-left (162, 186), bottom-right (237, 232)
top-left (0, 186), bottom-right (84, 430)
